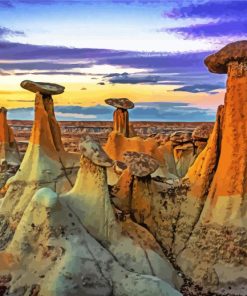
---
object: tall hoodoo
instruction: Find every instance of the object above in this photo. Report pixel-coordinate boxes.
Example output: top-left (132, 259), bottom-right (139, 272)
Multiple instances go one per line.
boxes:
top-left (9, 80), bottom-right (79, 188)
top-left (175, 40), bottom-right (247, 293)
top-left (0, 107), bottom-right (20, 165)
top-left (105, 98), bottom-right (134, 137)
top-left (204, 40), bottom-right (247, 198)
top-left (21, 80), bottom-right (65, 154)
top-left (122, 151), bottom-right (159, 224)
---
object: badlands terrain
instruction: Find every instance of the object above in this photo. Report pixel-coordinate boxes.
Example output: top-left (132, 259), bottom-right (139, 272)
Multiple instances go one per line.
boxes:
top-left (0, 40), bottom-right (246, 296)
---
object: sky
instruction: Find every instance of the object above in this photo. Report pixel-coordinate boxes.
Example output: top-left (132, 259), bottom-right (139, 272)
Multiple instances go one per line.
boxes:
top-left (0, 0), bottom-right (246, 121)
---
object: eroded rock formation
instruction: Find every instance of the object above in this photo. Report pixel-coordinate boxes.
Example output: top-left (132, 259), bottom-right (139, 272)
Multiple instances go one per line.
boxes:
top-left (174, 41), bottom-right (247, 294)
top-left (140, 41), bottom-right (247, 294)
top-left (0, 81), bottom-right (80, 253)
top-left (0, 83), bottom-right (182, 295)
top-left (0, 107), bottom-right (20, 166)
top-left (108, 41), bottom-right (247, 295)
top-left (105, 98), bottom-right (134, 137)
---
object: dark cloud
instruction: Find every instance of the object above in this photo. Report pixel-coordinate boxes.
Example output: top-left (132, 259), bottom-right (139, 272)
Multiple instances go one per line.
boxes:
top-left (0, 27), bottom-right (24, 39)
top-left (80, 87), bottom-right (87, 90)
top-left (104, 72), bottom-right (222, 86)
top-left (0, 41), bottom-right (216, 79)
top-left (106, 72), bottom-right (160, 84)
top-left (172, 83), bottom-right (225, 94)
top-left (3, 0), bottom-right (85, 7)
top-left (7, 102), bottom-right (216, 122)
top-left (97, 82), bottom-right (105, 85)
top-left (0, 41), bottom-right (210, 73)
top-left (164, 1), bottom-right (247, 19)
top-left (98, 51), bottom-right (212, 71)
top-left (0, 41), bottom-right (129, 60)
top-left (0, 1), bottom-right (13, 7)
top-left (0, 41), bottom-right (226, 88)
top-left (167, 20), bottom-right (247, 38)
top-left (0, 62), bottom-right (91, 71)
top-left (0, 71), bottom-right (90, 76)
top-left (55, 105), bottom-right (112, 116)
top-left (7, 0), bottom-right (167, 6)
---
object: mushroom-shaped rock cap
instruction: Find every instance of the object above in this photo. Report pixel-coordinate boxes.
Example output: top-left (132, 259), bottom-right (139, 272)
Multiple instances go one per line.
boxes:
top-left (21, 80), bottom-right (65, 95)
top-left (123, 151), bottom-right (159, 177)
top-left (105, 98), bottom-right (134, 109)
top-left (170, 131), bottom-right (192, 143)
top-left (192, 124), bottom-right (213, 140)
top-left (0, 107), bottom-right (7, 114)
top-left (204, 40), bottom-right (247, 74)
top-left (79, 135), bottom-right (113, 167)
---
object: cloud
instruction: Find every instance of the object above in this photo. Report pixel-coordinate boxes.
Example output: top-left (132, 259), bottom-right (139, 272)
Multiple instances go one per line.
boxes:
top-left (97, 82), bottom-right (105, 85)
top-left (2, 0), bottom-right (85, 7)
top-left (172, 83), bottom-right (225, 94)
top-left (0, 40), bottom-right (226, 88)
top-left (7, 102), bottom-right (216, 122)
top-left (105, 72), bottom-right (160, 84)
top-left (0, 1), bottom-right (13, 8)
top-left (81, 87), bottom-right (87, 90)
top-left (0, 27), bottom-right (24, 39)
top-left (55, 112), bottom-right (96, 120)
top-left (162, 1), bottom-right (247, 42)
top-left (0, 41), bottom-right (129, 60)
top-left (6, 0), bottom-right (165, 6)
top-left (164, 1), bottom-right (247, 19)
top-left (166, 20), bottom-right (247, 38)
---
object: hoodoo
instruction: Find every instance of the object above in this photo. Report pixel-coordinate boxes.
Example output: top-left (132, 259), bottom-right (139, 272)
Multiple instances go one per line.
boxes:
top-left (105, 98), bottom-right (134, 137)
top-left (0, 107), bottom-right (20, 166)
top-left (0, 81), bottom-right (80, 246)
top-left (174, 40), bottom-right (247, 294)
top-left (0, 90), bottom-right (181, 296)
top-left (62, 137), bottom-right (181, 289)
top-left (14, 80), bottom-right (79, 185)
top-left (123, 151), bottom-right (158, 224)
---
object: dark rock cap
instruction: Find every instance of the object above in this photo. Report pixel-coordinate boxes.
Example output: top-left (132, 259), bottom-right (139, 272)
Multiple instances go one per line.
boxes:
top-left (105, 98), bottom-right (134, 109)
top-left (192, 124), bottom-right (213, 140)
top-left (115, 160), bottom-right (127, 171)
top-left (79, 135), bottom-right (113, 167)
top-left (123, 151), bottom-right (159, 177)
top-left (204, 40), bottom-right (247, 74)
top-left (0, 107), bottom-right (7, 114)
top-left (170, 131), bottom-right (192, 143)
top-left (21, 80), bottom-right (65, 95)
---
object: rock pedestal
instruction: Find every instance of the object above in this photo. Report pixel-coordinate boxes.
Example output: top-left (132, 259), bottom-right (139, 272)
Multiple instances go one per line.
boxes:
top-left (113, 108), bottom-right (130, 137)
top-left (0, 107), bottom-right (20, 165)
top-left (175, 42), bottom-right (247, 293)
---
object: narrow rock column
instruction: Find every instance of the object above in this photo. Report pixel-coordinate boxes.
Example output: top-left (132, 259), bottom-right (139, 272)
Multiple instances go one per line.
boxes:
top-left (174, 41), bottom-right (247, 291)
top-left (113, 108), bottom-right (130, 137)
top-left (43, 95), bottom-right (64, 152)
top-left (0, 107), bottom-right (20, 164)
top-left (105, 98), bottom-right (134, 138)
top-left (209, 61), bottom-right (247, 199)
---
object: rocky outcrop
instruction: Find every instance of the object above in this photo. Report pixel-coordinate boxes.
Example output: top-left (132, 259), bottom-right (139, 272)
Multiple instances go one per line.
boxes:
top-left (105, 98), bottom-right (134, 137)
top-left (0, 108), bottom-right (21, 192)
top-left (0, 107), bottom-right (20, 166)
top-left (108, 41), bottom-right (247, 295)
top-left (104, 132), bottom-right (176, 182)
top-left (0, 185), bottom-right (181, 296)
top-left (174, 41), bottom-right (247, 294)
top-left (62, 137), bottom-right (182, 291)
top-left (0, 85), bottom-right (182, 295)
top-left (0, 82), bottom-right (80, 252)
